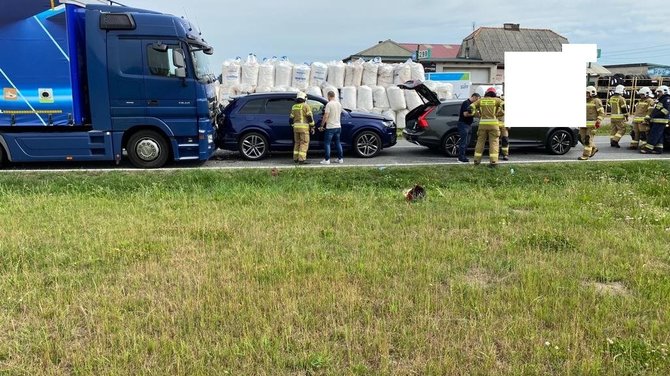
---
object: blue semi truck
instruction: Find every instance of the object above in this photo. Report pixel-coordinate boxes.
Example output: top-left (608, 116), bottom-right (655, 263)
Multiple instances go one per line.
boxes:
top-left (0, 0), bottom-right (218, 168)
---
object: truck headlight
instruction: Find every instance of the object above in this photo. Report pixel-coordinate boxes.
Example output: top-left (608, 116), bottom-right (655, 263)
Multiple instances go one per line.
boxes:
top-left (208, 134), bottom-right (214, 143)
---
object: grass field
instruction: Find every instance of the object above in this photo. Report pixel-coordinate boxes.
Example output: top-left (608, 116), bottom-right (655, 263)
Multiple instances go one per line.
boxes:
top-left (1, 162), bottom-right (669, 375)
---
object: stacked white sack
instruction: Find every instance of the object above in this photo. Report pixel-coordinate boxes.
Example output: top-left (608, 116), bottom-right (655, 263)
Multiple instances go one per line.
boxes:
top-left (370, 108), bottom-right (383, 114)
top-left (309, 62), bottom-right (328, 87)
top-left (362, 59), bottom-right (379, 86)
top-left (372, 86), bottom-right (390, 109)
top-left (341, 86), bottom-right (357, 110)
top-left (274, 58), bottom-right (293, 88)
top-left (256, 59), bottom-right (275, 93)
top-left (405, 89), bottom-right (423, 111)
top-left (292, 63), bottom-right (311, 90)
top-left (357, 85), bottom-right (373, 112)
top-left (326, 61), bottom-right (346, 88)
top-left (345, 58), bottom-right (364, 87)
top-left (307, 86), bottom-right (322, 97)
top-left (386, 86), bottom-right (406, 111)
top-left (410, 60), bottom-right (425, 81)
top-left (436, 83), bottom-right (453, 100)
top-left (377, 63), bottom-right (394, 88)
top-left (395, 109), bottom-right (409, 129)
top-left (321, 85), bottom-right (339, 101)
top-left (221, 58), bottom-right (241, 90)
top-left (240, 54), bottom-right (259, 93)
top-left (382, 109), bottom-right (396, 123)
top-left (393, 60), bottom-right (412, 85)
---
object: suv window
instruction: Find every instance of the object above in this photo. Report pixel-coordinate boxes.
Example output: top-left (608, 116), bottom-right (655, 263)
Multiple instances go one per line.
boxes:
top-left (437, 104), bottom-right (460, 117)
top-left (238, 99), bottom-right (265, 114)
top-left (307, 99), bottom-right (324, 114)
top-left (265, 98), bottom-right (296, 114)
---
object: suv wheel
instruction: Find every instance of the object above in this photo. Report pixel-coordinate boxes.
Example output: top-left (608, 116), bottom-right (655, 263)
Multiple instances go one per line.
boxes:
top-left (239, 132), bottom-right (269, 160)
top-left (546, 129), bottom-right (573, 155)
top-left (442, 132), bottom-right (460, 157)
top-left (354, 131), bottom-right (381, 158)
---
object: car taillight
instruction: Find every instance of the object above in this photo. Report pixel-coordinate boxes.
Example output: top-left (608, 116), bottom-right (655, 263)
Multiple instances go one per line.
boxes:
top-left (417, 106), bottom-right (435, 129)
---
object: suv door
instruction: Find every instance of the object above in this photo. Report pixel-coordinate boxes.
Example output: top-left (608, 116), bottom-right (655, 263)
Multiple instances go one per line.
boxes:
top-left (262, 97), bottom-right (296, 149)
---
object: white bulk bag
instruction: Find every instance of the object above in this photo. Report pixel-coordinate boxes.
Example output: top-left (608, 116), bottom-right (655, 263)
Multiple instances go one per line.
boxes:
top-left (327, 61), bottom-right (346, 88)
top-left (274, 58), bottom-right (293, 88)
top-left (395, 109), bottom-right (409, 129)
top-left (387, 86), bottom-right (406, 111)
top-left (372, 86), bottom-right (390, 109)
top-left (345, 58), bottom-right (364, 87)
top-left (424, 80), bottom-right (438, 91)
top-left (436, 83), bottom-right (453, 101)
top-left (271, 86), bottom-right (287, 92)
top-left (307, 86), bottom-right (322, 97)
top-left (257, 59), bottom-right (275, 90)
top-left (341, 86), bottom-right (357, 110)
top-left (377, 63), bottom-right (394, 87)
top-left (382, 109), bottom-right (396, 123)
top-left (256, 86), bottom-right (272, 93)
top-left (362, 59), bottom-right (379, 86)
top-left (357, 85), bottom-right (373, 112)
top-left (393, 61), bottom-right (412, 85)
top-left (321, 85), bottom-right (339, 101)
top-left (371, 108), bottom-right (383, 114)
top-left (292, 63), bottom-right (311, 90)
top-left (221, 58), bottom-right (242, 88)
top-left (240, 54), bottom-right (259, 89)
top-left (405, 89), bottom-right (423, 111)
top-left (285, 87), bottom-right (300, 93)
top-left (309, 62), bottom-right (328, 87)
top-left (410, 61), bottom-right (425, 81)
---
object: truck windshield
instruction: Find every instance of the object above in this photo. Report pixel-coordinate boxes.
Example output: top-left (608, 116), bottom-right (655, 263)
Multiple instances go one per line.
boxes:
top-left (190, 46), bottom-right (213, 82)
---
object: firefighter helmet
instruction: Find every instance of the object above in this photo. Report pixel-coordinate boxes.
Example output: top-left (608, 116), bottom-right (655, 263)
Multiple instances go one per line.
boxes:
top-left (586, 86), bottom-right (597, 97)
top-left (614, 85), bottom-right (625, 95)
top-left (638, 87), bottom-right (652, 97)
top-left (296, 91), bottom-right (307, 100)
top-left (486, 87), bottom-right (497, 94)
top-left (656, 85), bottom-right (669, 96)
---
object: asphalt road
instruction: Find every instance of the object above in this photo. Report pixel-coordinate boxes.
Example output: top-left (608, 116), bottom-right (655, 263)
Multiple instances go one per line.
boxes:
top-left (2, 136), bottom-right (669, 172)
top-left (205, 136), bottom-right (670, 169)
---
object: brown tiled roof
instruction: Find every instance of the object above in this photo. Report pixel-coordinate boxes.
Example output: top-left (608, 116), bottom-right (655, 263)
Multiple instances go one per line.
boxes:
top-left (460, 27), bottom-right (569, 62)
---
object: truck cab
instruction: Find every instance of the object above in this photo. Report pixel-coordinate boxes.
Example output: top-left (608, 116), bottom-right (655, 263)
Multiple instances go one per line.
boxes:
top-left (0, 1), bottom-right (217, 168)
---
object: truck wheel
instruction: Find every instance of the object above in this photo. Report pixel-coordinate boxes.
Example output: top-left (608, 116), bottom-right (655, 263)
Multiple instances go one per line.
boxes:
top-left (127, 130), bottom-right (170, 168)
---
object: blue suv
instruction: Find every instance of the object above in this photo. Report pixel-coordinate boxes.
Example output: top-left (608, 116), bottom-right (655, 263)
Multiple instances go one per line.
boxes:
top-left (215, 92), bottom-right (397, 160)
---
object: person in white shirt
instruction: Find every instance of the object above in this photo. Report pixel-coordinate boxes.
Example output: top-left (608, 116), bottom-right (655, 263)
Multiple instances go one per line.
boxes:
top-left (319, 91), bottom-right (344, 164)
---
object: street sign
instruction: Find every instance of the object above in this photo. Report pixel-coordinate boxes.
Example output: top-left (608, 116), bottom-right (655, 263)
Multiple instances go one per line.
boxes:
top-left (418, 49), bottom-right (432, 60)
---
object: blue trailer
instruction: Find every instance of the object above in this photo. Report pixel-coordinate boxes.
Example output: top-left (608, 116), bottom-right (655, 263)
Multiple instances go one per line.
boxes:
top-left (0, 0), bottom-right (218, 168)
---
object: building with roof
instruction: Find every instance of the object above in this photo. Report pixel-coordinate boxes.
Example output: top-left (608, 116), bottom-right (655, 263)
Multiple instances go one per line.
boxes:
top-left (343, 39), bottom-right (498, 85)
top-left (602, 63), bottom-right (670, 78)
top-left (458, 23), bottom-right (569, 83)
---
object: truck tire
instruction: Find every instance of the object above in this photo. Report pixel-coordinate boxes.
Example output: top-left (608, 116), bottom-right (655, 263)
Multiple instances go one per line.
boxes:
top-left (127, 130), bottom-right (170, 168)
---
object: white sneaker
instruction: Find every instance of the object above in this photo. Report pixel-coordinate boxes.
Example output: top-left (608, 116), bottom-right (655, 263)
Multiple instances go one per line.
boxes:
top-left (335, 158), bottom-right (344, 164)
top-left (319, 159), bottom-right (330, 165)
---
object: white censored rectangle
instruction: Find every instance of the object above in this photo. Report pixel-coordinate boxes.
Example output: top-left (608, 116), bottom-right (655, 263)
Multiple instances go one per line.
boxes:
top-left (505, 44), bottom-right (597, 128)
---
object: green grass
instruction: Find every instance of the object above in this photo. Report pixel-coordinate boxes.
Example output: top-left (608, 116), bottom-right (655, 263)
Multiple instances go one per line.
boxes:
top-left (1, 162), bottom-right (670, 375)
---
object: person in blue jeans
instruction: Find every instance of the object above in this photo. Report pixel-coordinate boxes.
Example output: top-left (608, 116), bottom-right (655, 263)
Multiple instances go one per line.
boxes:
top-left (457, 93), bottom-right (480, 162)
top-left (319, 91), bottom-right (344, 164)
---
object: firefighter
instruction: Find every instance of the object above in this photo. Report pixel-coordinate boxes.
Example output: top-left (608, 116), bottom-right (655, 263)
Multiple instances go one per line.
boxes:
top-left (289, 91), bottom-right (315, 163)
top-left (496, 88), bottom-right (509, 160)
top-left (630, 87), bottom-right (655, 150)
top-left (641, 85), bottom-right (670, 154)
top-left (608, 84), bottom-right (629, 148)
top-left (579, 86), bottom-right (604, 160)
top-left (470, 87), bottom-right (503, 167)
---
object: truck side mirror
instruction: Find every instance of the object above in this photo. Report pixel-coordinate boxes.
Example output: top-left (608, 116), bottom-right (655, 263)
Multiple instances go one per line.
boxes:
top-left (204, 46), bottom-right (214, 55)
top-left (152, 42), bottom-right (168, 52)
top-left (172, 49), bottom-right (186, 68)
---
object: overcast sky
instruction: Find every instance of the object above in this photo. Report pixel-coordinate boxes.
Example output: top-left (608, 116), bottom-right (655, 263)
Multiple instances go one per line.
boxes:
top-left (126, 0), bottom-right (670, 69)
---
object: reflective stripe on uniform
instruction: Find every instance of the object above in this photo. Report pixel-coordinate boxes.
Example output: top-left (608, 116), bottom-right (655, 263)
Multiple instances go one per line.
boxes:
top-left (651, 119), bottom-right (669, 124)
top-left (633, 117), bottom-right (646, 122)
top-left (586, 121), bottom-right (596, 127)
top-left (480, 119), bottom-right (499, 125)
top-left (293, 123), bottom-right (310, 129)
top-left (611, 115), bottom-right (625, 119)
